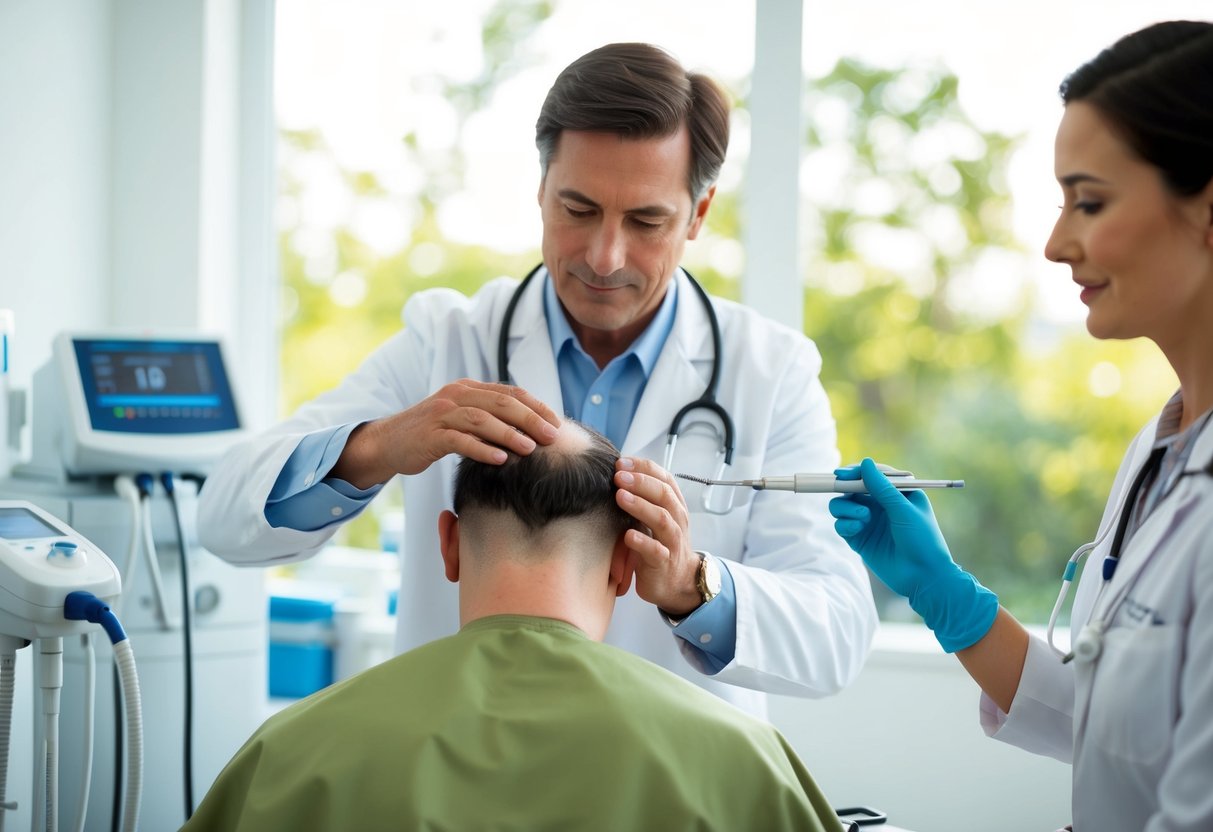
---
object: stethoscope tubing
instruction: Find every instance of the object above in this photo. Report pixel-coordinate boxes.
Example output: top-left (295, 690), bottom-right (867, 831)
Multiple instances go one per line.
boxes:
top-left (1051, 440), bottom-right (1213, 662)
top-left (496, 264), bottom-right (735, 464)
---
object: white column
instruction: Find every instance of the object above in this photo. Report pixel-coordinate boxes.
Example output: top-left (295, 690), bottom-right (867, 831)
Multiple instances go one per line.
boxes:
top-left (743, 0), bottom-right (804, 331)
top-left (109, 0), bottom-right (278, 430)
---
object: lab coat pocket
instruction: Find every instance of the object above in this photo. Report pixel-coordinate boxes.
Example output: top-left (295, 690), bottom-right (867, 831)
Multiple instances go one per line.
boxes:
top-left (1086, 623), bottom-right (1181, 765)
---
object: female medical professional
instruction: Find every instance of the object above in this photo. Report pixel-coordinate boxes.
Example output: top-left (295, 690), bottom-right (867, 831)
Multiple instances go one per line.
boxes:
top-left (829, 20), bottom-right (1213, 832)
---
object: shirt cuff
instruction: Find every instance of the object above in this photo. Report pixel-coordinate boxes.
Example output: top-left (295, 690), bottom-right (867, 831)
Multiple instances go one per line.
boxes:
top-left (264, 423), bottom-right (384, 531)
top-left (664, 558), bottom-right (738, 673)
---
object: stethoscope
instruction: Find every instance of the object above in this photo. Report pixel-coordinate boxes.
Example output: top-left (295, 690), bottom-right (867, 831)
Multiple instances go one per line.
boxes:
top-left (496, 263), bottom-right (738, 514)
top-left (1048, 439), bottom-right (1213, 665)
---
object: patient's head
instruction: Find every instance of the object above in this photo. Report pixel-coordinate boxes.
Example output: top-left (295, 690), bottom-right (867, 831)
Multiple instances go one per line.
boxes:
top-left (439, 420), bottom-right (633, 636)
top-left (452, 419), bottom-right (631, 560)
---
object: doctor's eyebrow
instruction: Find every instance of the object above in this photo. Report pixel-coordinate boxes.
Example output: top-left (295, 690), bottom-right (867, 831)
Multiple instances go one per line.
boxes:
top-left (557, 188), bottom-right (677, 219)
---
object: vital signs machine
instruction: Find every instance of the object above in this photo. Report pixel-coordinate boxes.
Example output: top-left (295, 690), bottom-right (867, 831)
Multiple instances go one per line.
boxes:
top-left (0, 500), bottom-right (143, 832)
top-left (1, 332), bottom-right (265, 831)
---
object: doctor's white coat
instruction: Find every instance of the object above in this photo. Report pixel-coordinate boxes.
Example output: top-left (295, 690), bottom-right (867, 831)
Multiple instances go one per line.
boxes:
top-left (982, 412), bottom-right (1213, 831)
top-left (199, 270), bottom-right (878, 718)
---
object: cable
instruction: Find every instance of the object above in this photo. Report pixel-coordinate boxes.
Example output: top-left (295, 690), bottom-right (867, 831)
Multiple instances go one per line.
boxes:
top-left (110, 478), bottom-right (143, 615)
top-left (109, 476), bottom-right (142, 832)
top-left (109, 670), bottom-right (121, 832)
top-left (132, 474), bottom-right (177, 630)
top-left (112, 643), bottom-right (141, 832)
top-left (160, 472), bottom-right (195, 820)
top-left (69, 634), bottom-right (95, 832)
top-left (64, 593), bottom-right (141, 832)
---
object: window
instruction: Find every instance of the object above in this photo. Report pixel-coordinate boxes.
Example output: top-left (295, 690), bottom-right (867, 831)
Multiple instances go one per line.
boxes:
top-left (274, 0), bottom-right (1204, 622)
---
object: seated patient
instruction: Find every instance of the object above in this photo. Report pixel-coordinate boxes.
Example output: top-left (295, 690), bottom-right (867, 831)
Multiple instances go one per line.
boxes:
top-left (185, 421), bottom-right (840, 832)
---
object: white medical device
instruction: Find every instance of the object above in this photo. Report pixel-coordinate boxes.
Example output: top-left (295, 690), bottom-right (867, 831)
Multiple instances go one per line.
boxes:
top-left (0, 500), bottom-right (143, 832)
top-left (0, 502), bottom-right (121, 640)
top-left (23, 332), bottom-right (244, 480)
top-left (1, 330), bottom-right (262, 830)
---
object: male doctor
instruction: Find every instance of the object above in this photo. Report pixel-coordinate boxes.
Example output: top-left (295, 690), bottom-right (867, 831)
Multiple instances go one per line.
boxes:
top-left (199, 42), bottom-right (876, 718)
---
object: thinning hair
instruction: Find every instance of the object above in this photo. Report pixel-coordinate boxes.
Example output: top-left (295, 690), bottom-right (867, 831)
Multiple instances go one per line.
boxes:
top-left (535, 42), bottom-right (731, 204)
top-left (1059, 20), bottom-right (1213, 196)
top-left (452, 422), bottom-right (632, 549)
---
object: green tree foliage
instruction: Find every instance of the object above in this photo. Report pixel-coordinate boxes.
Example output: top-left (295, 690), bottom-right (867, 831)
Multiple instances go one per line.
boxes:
top-left (797, 60), bottom-right (1175, 620)
top-left (276, 6), bottom-right (1175, 618)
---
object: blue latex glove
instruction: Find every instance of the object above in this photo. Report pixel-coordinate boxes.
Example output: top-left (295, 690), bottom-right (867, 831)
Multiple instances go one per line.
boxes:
top-left (828, 458), bottom-right (997, 653)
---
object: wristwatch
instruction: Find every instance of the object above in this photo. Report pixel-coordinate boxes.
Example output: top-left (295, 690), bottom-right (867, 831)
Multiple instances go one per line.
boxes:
top-left (694, 551), bottom-right (722, 606)
top-left (662, 551), bottom-right (721, 627)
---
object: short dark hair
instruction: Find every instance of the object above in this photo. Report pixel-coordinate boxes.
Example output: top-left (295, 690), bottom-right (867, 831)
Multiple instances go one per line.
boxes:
top-left (452, 422), bottom-right (631, 542)
top-left (535, 42), bottom-right (731, 204)
top-left (1059, 20), bottom-right (1213, 196)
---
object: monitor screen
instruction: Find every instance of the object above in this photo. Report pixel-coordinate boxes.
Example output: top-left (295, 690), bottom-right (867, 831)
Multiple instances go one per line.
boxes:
top-left (0, 507), bottom-right (62, 540)
top-left (73, 339), bottom-right (241, 434)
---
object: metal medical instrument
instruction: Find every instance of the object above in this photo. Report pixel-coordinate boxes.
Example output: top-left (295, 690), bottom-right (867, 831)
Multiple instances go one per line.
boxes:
top-left (676, 471), bottom-right (965, 493)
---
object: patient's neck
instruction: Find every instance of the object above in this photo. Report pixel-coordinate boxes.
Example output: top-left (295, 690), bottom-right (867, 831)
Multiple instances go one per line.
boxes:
top-left (458, 548), bottom-right (613, 641)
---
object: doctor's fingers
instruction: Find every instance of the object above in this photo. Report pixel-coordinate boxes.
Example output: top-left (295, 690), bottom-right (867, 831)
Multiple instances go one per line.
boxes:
top-left (418, 395), bottom-right (556, 454)
top-left (614, 468), bottom-right (691, 529)
top-left (431, 380), bottom-right (561, 440)
top-left (621, 525), bottom-right (672, 571)
top-left (827, 496), bottom-right (870, 522)
top-left (613, 483), bottom-right (691, 564)
top-left (616, 457), bottom-right (689, 511)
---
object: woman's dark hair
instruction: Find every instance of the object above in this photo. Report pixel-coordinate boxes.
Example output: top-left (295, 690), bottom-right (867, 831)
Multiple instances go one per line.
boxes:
top-left (1059, 20), bottom-right (1213, 196)
top-left (535, 42), bottom-right (730, 204)
top-left (452, 422), bottom-right (631, 540)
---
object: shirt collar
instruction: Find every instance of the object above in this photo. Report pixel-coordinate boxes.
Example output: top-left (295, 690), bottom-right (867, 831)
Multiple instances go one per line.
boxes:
top-left (542, 270), bottom-right (679, 375)
top-left (1154, 390), bottom-right (1186, 443)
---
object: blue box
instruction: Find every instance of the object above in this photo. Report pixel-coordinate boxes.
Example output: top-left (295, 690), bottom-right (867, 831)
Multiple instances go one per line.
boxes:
top-left (268, 595), bottom-right (336, 698)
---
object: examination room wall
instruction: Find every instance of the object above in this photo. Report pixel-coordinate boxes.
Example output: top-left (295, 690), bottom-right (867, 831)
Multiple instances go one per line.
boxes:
top-left (0, 0), bottom-right (278, 436)
top-left (770, 626), bottom-right (1070, 832)
top-left (0, 0), bottom-right (113, 383)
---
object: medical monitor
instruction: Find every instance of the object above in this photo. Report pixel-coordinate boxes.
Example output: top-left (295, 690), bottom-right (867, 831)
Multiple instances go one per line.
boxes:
top-left (72, 339), bottom-right (240, 435)
top-left (24, 332), bottom-right (247, 478)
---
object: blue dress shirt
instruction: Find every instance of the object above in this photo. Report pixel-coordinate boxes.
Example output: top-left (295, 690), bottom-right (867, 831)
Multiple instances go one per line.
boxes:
top-left (264, 272), bottom-right (737, 669)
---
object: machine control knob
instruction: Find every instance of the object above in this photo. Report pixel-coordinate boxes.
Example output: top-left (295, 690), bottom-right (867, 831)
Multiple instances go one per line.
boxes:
top-left (46, 540), bottom-right (86, 569)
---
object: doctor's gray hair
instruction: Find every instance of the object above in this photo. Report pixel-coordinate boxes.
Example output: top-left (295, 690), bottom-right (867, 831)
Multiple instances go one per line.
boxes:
top-left (535, 42), bottom-right (731, 205)
top-left (1060, 20), bottom-right (1213, 196)
top-left (452, 421), bottom-right (632, 544)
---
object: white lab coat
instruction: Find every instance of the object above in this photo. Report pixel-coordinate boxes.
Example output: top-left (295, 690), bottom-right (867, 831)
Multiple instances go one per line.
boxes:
top-left (981, 411), bottom-right (1213, 831)
top-left (199, 270), bottom-right (877, 718)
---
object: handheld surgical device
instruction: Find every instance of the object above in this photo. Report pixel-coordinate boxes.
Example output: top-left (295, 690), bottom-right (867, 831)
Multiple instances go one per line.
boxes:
top-left (676, 469), bottom-right (965, 493)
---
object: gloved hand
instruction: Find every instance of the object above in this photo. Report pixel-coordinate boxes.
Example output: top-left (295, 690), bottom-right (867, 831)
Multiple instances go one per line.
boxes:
top-left (829, 458), bottom-right (998, 653)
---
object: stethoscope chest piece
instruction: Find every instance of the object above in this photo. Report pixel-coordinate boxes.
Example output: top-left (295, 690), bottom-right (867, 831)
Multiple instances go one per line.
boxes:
top-left (1064, 620), bottom-right (1106, 665)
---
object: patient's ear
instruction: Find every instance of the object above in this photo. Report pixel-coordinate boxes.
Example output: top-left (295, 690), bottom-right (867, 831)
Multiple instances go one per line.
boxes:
top-left (438, 510), bottom-right (460, 583)
top-left (609, 532), bottom-right (633, 598)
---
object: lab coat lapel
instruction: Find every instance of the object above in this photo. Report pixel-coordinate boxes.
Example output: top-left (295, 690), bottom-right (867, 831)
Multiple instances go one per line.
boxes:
top-left (502, 273), bottom-right (563, 412)
top-left (622, 271), bottom-right (714, 456)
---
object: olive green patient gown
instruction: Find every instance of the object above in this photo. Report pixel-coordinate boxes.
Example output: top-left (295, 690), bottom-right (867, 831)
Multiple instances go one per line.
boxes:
top-left (184, 615), bottom-right (840, 832)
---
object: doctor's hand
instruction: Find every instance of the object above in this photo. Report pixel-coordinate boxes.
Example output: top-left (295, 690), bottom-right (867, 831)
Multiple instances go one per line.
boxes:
top-left (329, 379), bottom-right (561, 489)
top-left (829, 458), bottom-right (998, 653)
top-left (613, 457), bottom-right (703, 616)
